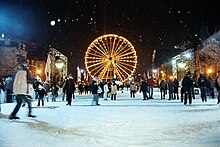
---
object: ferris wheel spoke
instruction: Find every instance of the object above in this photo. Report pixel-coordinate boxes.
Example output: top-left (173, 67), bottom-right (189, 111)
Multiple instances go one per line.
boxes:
top-left (116, 64), bottom-right (130, 77)
top-left (117, 47), bottom-right (133, 57)
top-left (103, 39), bottom-right (110, 53)
top-left (117, 63), bottom-right (134, 75)
top-left (99, 63), bottom-right (110, 80)
top-left (96, 41), bottom-right (108, 55)
top-left (92, 63), bottom-right (107, 77)
top-left (100, 39), bottom-right (109, 54)
top-left (86, 48), bottom-right (103, 57)
top-left (113, 39), bottom-right (122, 56)
top-left (115, 67), bottom-right (125, 81)
top-left (111, 37), bottom-right (117, 56)
top-left (115, 42), bottom-right (129, 55)
top-left (86, 60), bottom-right (107, 69)
top-left (85, 53), bottom-right (103, 59)
top-left (118, 51), bottom-right (135, 58)
top-left (114, 38), bottom-right (126, 53)
top-left (105, 65), bottom-right (112, 82)
top-left (89, 63), bottom-right (105, 76)
top-left (92, 44), bottom-right (109, 58)
top-left (118, 61), bottom-right (136, 68)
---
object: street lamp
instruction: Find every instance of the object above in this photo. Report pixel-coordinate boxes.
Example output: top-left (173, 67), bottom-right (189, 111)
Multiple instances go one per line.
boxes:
top-left (55, 56), bottom-right (64, 69)
top-left (177, 61), bottom-right (186, 68)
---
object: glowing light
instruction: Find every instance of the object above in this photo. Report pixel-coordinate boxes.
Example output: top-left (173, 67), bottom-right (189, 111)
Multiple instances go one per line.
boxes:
top-left (207, 69), bottom-right (212, 74)
top-left (36, 69), bottom-right (41, 74)
top-left (177, 61), bottom-right (186, 68)
top-left (50, 20), bottom-right (56, 26)
top-left (172, 60), bottom-right (176, 65)
top-left (184, 53), bottom-right (191, 58)
top-left (85, 34), bottom-right (137, 82)
top-left (1, 34), bottom-right (4, 38)
top-left (153, 69), bottom-right (157, 73)
top-left (55, 58), bottom-right (64, 69)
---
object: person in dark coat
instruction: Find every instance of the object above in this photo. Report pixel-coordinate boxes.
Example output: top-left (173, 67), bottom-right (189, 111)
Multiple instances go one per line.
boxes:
top-left (78, 83), bottom-right (83, 95)
top-left (173, 78), bottom-right (179, 99)
top-left (216, 70), bottom-right (220, 104)
top-left (182, 71), bottom-right (194, 105)
top-left (167, 79), bottom-right (174, 100)
top-left (91, 80), bottom-right (99, 106)
top-left (61, 77), bottom-right (67, 101)
top-left (140, 79), bottom-right (149, 100)
top-left (207, 77), bottom-right (215, 99)
top-left (84, 83), bottom-right (89, 95)
top-left (64, 74), bottom-right (76, 106)
top-left (198, 73), bottom-right (208, 102)
top-left (159, 80), bottom-right (166, 100)
top-left (5, 75), bottom-right (13, 103)
top-left (191, 73), bottom-right (197, 99)
top-left (33, 78), bottom-right (41, 99)
top-left (37, 85), bottom-right (47, 106)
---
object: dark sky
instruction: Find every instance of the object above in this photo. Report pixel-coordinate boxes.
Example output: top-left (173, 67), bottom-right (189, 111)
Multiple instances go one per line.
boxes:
top-left (0, 0), bottom-right (220, 74)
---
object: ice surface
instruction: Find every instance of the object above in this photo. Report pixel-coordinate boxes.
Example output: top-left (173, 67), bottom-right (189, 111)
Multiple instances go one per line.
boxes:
top-left (0, 90), bottom-right (220, 147)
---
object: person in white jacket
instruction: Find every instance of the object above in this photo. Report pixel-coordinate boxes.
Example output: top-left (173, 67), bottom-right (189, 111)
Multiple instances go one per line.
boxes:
top-left (9, 64), bottom-right (36, 119)
top-left (103, 82), bottom-right (109, 100)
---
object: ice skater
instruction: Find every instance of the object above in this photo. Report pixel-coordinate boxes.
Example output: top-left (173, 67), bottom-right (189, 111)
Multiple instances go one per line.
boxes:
top-left (37, 85), bottom-right (47, 106)
top-left (9, 63), bottom-right (36, 119)
top-left (91, 80), bottom-right (99, 106)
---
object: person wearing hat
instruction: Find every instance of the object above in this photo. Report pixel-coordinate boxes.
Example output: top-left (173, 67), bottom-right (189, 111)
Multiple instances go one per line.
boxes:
top-left (215, 70), bottom-right (220, 104)
top-left (182, 70), bottom-right (194, 105)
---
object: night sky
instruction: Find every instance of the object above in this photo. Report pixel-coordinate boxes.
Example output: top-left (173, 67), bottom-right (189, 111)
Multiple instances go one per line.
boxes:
top-left (0, 0), bottom-right (220, 74)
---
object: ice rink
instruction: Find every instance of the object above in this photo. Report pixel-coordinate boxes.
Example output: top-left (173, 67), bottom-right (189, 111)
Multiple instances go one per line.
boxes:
top-left (0, 90), bottom-right (220, 147)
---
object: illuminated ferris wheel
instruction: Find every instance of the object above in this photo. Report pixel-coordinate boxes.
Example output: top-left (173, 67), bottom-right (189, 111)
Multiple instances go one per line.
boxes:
top-left (85, 34), bottom-right (137, 82)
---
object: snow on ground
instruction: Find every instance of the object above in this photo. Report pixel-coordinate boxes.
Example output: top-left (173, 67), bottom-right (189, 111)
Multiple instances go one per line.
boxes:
top-left (1, 89), bottom-right (220, 147)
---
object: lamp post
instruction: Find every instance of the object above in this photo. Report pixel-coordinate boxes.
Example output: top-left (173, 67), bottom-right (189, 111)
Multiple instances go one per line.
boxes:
top-left (55, 56), bottom-right (64, 83)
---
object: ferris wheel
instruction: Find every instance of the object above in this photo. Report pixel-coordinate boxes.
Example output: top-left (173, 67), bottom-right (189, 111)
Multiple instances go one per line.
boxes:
top-left (85, 34), bottom-right (137, 82)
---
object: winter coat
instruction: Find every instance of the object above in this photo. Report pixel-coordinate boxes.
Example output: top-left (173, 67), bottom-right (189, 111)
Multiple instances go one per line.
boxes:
top-left (65, 77), bottom-right (76, 94)
top-left (13, 70), bottom-right (28, 95)
top-left (215, 76), bottom-right (220, 90)
top-left (159, 80), bottom-right (166, 90)
top-left (33, 81), bottom-right (41, 92)
top-left (110, 84), bottom-right (117, 94)
top-left (38, 87), bottom-right (47, 98)
top-left (103, 84), bottom-right (109, 93)
top-left (147, 78), bottom-right (155, 87)
top-left (98, 85), bottom-right (103, 94)
top-left (207, 78), bottom-right (214, 89)
top-left (5, 77), bottom-right (13, 90)
top-left (130, 83), bottom-right (136, 91)
top-left (182, 76), bottom-right (194, 92)
top-left (198, 75), bottom-right (208, 87)
top-left (43, 82), bottom-right (50, 93)
top-left (140, 81), bottom-right (148, 92)
top-left (168, 81), bottom-right (174, 92)
top-left (173, 79), bottom-right (179, 93)
top-left (91, 82), bottom-right (98, 94)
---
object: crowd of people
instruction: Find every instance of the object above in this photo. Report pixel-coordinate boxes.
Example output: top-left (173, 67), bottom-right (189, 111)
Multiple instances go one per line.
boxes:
top-left (159, 70), bottom-right (220, 105)
top-left (0, 64), bottom-right (220, 119)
